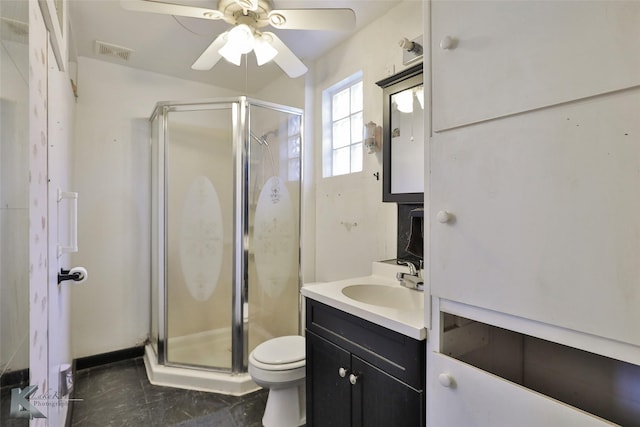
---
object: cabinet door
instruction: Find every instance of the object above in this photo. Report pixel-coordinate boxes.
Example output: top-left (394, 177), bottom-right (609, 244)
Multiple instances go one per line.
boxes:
top-left (352, 356), bottom-right (423, 427)
top-left (431, 1), bottom-right (640, 131)
top-left (428, 352), bottom-right (616, 427)
top-left (306, 331), bottom-right (351, 427)
top-left (430, 89), bottom-right (640, 349)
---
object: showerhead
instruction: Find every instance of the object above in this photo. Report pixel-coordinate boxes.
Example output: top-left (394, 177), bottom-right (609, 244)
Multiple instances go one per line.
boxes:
top-left (250, 131), bottom-right (269, 146)
top-left (250, 130), bottom-right (279, 146)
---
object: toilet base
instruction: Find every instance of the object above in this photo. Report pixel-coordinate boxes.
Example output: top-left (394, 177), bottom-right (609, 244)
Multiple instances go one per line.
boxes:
top-left (262, 381), bottom-right (306, 427)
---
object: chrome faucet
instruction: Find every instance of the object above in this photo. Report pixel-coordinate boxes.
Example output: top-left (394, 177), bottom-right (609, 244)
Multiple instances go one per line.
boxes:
top-left (396, 261), bottom-right (424, 291)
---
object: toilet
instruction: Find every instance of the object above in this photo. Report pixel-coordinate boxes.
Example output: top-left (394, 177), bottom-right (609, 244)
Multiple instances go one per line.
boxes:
top-left (248, 335), bottom-right (306, 427)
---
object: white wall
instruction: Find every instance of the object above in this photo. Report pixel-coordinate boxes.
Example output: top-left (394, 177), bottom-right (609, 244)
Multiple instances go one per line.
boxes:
top-left (312, 0), bottom-right (423, 281)
top-left (71, 57), bottom-right (238, 358)
top-left (71, 0), bottom-right (423, 356)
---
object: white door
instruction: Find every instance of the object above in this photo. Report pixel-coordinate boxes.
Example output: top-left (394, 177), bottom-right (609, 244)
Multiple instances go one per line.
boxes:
top-left (431, 1), bottom-right (640, 131)
top-left (46, 43), bottom-right (75, 427)
top-left (429, 88), bottom-right (640, 349)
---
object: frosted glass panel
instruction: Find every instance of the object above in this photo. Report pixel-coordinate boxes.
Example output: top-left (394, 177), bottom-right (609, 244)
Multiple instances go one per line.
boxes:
top-left (247, 104), bottom-right (301, 355)
top-left (179, 176), bottom-right (223, 301)
top-left (166, 107), bottom-right (233, 369)
top-left (333, 117), bottom-right (350, 148)
top-left (333, 88), bottom-right (350, 120)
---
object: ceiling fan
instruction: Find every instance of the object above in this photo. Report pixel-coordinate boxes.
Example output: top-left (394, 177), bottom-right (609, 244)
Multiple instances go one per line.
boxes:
top-left (120, 0), bottom-right (356, 78)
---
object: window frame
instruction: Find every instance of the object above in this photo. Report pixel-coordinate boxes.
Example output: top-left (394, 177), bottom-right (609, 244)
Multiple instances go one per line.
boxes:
top-left (322, 71), bottom-right (364, 178)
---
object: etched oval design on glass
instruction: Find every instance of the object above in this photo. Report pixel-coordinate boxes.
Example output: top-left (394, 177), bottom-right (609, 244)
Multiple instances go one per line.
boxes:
top-left (179, 176), bottom-right (223, 301)
top-left (253, 176), bottom-right (295, 298)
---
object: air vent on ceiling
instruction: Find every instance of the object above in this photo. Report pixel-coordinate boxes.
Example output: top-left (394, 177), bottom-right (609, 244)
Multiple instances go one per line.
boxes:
top-left (94, 40), bottom-right (133, 61)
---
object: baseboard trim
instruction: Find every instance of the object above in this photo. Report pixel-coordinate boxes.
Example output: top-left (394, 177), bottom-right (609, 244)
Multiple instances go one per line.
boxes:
top-left (0, 368), bottom-right (28, 388)
top-left (75, 346), bottom-right (145, 371)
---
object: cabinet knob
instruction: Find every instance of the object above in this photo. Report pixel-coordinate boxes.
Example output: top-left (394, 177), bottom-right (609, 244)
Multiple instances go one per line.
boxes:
top-left (438, 373), bottom-right (454, 388)
top-left (440, 36), bottom-right (457, 50)
top-left (349, 373), bottom-right (359, 385)
top-left (437, 210), bottom-right (453, 223)
top-left (338, 367), bottom-right (348, 378)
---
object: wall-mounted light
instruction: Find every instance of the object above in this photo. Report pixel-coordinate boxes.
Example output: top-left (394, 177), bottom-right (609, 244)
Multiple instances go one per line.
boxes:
top-left (364, 121), bottom-right (381, 154)
top-left (399, 36), bottom-right (423, 65)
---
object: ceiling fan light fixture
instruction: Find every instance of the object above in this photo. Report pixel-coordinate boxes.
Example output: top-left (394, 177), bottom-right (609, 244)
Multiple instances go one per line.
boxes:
top-left (227, 24), bottom-right (255, 54)
top-left (254, 35), bottom-right (278, 66)
top-left (219, 24), bottom-right (255, 65)
top-left (219, 42), bottom-right (243, 65)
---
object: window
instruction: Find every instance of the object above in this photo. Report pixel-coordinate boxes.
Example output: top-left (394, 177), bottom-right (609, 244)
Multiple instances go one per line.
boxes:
top-left (287, 114), bottom-right (301, 181)
top-left (323, 72), bottom-right (363, 177)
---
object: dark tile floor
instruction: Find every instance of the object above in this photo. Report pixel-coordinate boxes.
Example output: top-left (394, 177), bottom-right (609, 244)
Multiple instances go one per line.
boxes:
top-left (71, 357), bottom-right (268, 427)
top-left (0, 383), bottom-right (29, 426)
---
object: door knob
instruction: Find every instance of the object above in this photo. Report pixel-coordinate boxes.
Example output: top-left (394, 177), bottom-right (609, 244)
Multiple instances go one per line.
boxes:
top-left (438, 373), bottom-right (454, 388)
top-left (338, 367), bottom-right (348, 378)
top-left (437, 210), bottom-right (453, 223)
top-left (440, 36), bottom-right (457, 50)
top-left (349, 373), bottom-right (359, 385)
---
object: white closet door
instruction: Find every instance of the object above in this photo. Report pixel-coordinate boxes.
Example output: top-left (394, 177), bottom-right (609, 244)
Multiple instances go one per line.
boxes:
top-left (430, 88), bottom-right (640, 349)
top-left (431, 1), bottom-right (640, 131)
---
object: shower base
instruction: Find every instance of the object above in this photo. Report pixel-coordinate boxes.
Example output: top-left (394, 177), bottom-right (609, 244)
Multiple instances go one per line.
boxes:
top-left (143, 343), bottom-right (260, 396)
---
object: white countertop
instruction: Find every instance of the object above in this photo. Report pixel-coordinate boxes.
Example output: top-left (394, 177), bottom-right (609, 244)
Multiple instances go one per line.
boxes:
top-left (301, 262), bottom-right (428, 341)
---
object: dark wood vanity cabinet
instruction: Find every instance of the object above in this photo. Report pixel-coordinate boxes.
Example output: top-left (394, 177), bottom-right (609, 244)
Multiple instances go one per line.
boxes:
top-left (305, 299), bottom-right (425, 427)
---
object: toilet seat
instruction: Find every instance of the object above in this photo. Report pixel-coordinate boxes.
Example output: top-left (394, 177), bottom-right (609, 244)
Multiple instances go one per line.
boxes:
top-left (250, 336), bottom-right (305, 371)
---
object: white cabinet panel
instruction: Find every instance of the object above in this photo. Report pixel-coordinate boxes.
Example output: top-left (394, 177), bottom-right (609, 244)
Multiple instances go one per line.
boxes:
top-left (432, 0), bottom-right (640, 131)
top-left (430, 88), bottom-right (640, 347)
top-left (428, 352), bottom-right (616, 427)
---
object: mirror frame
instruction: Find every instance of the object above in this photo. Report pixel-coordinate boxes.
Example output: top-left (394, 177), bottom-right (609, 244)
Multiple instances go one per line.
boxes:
top-left (376, 63), bottom-right (424, 204)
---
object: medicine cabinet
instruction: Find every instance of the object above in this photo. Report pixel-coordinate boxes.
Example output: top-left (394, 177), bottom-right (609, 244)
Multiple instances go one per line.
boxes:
top-left (376, 63), bottom-right (424, 203)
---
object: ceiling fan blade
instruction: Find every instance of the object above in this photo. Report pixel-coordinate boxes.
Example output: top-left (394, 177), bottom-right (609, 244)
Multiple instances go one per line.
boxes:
top-left (263, 32), bottom-right (308, 78)
top-left (120, 0), bottom-right (224, 20)
top-left (268, 9), bottom-right (355, 31)
top-left (191, 32), bottom-right (228, 70)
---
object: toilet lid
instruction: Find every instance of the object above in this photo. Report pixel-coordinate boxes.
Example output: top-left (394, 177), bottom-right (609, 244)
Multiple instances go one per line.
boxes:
top-left (252, 336), bottom-right (305, 365)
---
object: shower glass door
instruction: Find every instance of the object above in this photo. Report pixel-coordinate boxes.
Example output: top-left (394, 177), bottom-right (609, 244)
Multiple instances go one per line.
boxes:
top-left (246, 102), bottom-right (302, 355)
top-left (164, 103), bottom-right (235, 371)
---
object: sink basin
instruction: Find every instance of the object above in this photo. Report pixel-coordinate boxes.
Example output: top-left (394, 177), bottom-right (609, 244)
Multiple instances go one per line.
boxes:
top-left (341, 284), bottom-right (423, 310)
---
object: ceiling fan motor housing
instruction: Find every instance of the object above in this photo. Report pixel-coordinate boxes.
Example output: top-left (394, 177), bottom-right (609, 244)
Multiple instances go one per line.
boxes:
top-left (218, 0), bottom-right (274, 28)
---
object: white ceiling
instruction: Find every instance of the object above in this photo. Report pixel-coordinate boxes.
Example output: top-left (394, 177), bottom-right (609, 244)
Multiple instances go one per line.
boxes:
top-left (69, 0), bottom-right (402, 93)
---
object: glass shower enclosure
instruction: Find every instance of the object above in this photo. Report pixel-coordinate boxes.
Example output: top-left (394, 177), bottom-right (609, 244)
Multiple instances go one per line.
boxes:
top-left (147, 97), bottom-right (302, 394)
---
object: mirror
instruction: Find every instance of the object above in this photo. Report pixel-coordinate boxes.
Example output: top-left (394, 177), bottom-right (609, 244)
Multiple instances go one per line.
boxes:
top-left (376, 64), bottom-right (424, 203)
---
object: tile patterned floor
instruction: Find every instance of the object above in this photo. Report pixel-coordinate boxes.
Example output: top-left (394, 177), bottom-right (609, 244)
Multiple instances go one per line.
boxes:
top-left (71, 357), bottom-right (268, 427)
